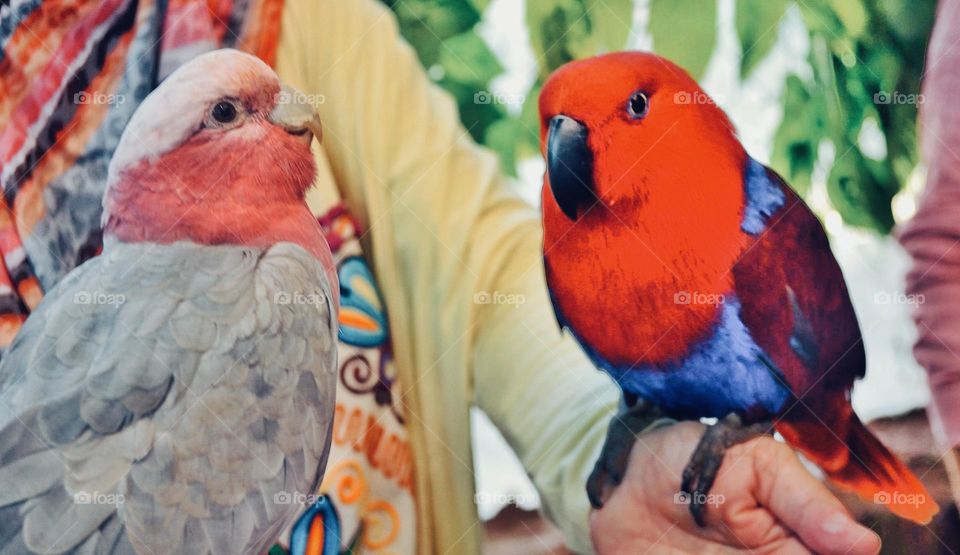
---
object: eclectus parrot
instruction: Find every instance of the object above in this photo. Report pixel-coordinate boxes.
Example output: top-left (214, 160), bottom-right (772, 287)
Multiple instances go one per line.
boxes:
top-left (0, 50), bottom-right (339, 554)
top-left (540, 52), bottom-right (937, 526)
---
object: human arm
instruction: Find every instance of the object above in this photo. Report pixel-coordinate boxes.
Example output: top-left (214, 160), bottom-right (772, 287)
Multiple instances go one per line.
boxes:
top-left (897, 0), bottom-right (960, 506)
top-left (898, 0), bottom-right (960, 452)
top-left (274, 1), bottom-right (624, 550)
top-left (273, 1), bottom-right (881, 552)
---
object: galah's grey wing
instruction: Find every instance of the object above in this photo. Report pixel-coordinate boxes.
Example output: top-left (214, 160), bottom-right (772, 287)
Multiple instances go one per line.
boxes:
top-left (0, 241), bottom-right (337, 555)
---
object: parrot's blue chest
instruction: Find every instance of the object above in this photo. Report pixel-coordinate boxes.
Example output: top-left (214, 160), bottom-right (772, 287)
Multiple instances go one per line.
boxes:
top-left (620, 298), bottom-right (790, 419)
top-left (605, 158), bottom-right (791, 420)
top-left (550, 156), bottom-right (793, 421)
top-left (585, 297), bottom-right (792, 421)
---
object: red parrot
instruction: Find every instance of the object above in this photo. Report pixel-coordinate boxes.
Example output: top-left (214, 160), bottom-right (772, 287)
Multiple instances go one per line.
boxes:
top-left (539, 51), bottom-right (938, 526)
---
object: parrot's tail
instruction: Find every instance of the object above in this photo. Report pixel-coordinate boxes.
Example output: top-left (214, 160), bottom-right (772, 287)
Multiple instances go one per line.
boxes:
top-left (777, 411), bottom-right (939, 525)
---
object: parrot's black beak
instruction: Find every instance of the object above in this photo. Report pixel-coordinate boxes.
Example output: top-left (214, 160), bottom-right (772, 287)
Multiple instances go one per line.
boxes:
top-left (547, 115), bottom-right (594, 221)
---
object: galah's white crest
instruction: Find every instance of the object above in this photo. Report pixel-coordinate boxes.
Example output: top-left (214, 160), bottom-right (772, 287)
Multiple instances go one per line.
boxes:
top-left (0, 49), bottom-right (339, 555)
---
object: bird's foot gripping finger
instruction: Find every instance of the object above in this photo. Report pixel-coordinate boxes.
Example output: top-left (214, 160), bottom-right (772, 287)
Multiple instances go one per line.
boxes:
top-left (680, 413), bottom-right (772, 527)
top-left (587, 398), bottom-right (665, 509)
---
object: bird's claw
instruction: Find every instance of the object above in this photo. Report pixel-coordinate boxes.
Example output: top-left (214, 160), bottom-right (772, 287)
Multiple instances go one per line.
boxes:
top-left (587, 399), bottom-right (663, 509)
top-left (680, 413), bottom-right (772, 526)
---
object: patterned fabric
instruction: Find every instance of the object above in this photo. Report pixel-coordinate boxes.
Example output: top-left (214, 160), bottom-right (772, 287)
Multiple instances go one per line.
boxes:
top-left (274, 204), bottom-right (417, 555)
top-left (0, 0), bottom-right (284, 348)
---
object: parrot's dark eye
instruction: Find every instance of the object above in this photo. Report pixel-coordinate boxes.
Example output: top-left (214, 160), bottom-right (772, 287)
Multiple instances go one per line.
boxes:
top-left (627, 92), bottom-right (649, 119)
top-left (211, 101), bottom-right (238, 124)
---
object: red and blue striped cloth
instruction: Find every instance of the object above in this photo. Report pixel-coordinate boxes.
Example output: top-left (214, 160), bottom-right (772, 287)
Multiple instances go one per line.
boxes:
top-left (0, 0), bottom-right (284, 349)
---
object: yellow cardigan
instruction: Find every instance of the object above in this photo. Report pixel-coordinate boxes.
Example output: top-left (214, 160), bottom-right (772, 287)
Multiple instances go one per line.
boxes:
top-left (275, 1), bottom-right (619, 552)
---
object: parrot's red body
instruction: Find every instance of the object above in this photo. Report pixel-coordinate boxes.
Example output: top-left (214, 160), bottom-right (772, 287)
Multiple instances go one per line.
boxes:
top-left (540, 52), bottom-right (937, 524)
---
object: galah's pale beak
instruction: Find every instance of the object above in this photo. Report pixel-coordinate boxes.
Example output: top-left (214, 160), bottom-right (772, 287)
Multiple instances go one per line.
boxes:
top-left (268, 83), bottom-right (323, 145)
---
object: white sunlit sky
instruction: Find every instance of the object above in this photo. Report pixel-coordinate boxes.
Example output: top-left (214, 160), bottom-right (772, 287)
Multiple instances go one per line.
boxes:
top-left (468, 0), bottom-right (932, 519)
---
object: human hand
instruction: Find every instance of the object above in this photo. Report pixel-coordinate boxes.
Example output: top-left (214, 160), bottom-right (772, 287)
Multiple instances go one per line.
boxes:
top-left (589, 421), bottom-right (882, 554)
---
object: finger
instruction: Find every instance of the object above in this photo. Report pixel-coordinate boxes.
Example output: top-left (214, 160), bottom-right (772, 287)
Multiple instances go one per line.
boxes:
top-left (770, 536), bottom-right (814, 555)
top-left (752, 441), bottom-right (881, 555)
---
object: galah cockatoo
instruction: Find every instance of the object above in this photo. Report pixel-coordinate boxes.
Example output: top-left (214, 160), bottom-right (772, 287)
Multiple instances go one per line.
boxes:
top-left (0, 49), bottom-right (339, 554)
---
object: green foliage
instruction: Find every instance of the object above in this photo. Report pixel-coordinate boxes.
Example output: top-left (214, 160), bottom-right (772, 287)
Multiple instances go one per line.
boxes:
top-left (782, 0), bottom-right (934, 232)
top-left (384, 0), bottom-right (481, 66)
top-left (438, 32), bottom-right (502, 85)
top-left (379, 0), bottom-right (934, 233)
top-left (590, 0), bottom-right (635, 52)
top-left (735, 0), bottom-right (789, 77)
top-left (526, 0), bottom-right (595, 77)
top-left (770, 75), bottom-right (823, 196)
top-left (649, 0), bottom-right (717, 78)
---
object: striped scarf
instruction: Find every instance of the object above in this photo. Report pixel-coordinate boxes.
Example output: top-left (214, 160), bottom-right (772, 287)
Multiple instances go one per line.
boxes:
top-left (0, 0), bottom-right (284, 349)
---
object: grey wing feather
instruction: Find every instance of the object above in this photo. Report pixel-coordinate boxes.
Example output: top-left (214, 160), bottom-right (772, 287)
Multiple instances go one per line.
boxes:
top-left (0, 240), bottom-right (338, 554)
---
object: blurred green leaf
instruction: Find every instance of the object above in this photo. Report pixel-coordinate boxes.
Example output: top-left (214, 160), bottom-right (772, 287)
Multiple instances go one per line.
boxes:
top-left (387, 0), bottom-right (480, 37)
top-left (735, 0), bottom-right (788, 77)
top-left (771, 75), bottom-right (825, 196)
top-left (438, 31), bottom-right (502, 85)
top-left (526, 0), bottom-right (594, 77)
top-left (466, 0), bottom-right (490, 12)
top-left (827, 0), bottom-right (868, 36)
top-left (514, 82), bottom-right (545, 161)
top-left (876, 0), bottom-right (935, 47)
top-left (433, 79), bottom-right (503, 147)
top-left (587, 0), bottom-right (634, 52)
top-left (797, 2), bottom-right (844, 38)
top-left (485, 118), bottom-right (525, 177)
top-left (386, 0), bottom-right (481, 66)
top-left (826, 145), bottom-right (894, 231)
top-left (649, 0), bottom-right (717, 78)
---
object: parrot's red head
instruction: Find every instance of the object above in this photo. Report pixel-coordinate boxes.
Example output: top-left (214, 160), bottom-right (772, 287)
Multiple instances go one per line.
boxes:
top-left (539, 51), bottom-right (745, 228)
top-left (539, 52), bottom-right (751, 365)
top-left (103, 49), bottom-right (337, 303)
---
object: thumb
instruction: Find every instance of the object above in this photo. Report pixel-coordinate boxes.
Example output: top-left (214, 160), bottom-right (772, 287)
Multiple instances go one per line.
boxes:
top-left (754, 442), bottom-right (881, 555)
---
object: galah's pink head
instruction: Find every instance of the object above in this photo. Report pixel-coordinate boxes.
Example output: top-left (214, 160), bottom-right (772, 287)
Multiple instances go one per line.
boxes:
top-left (104, 49), bottom-right (338, 303)
top-left (104, 49), bottom-right (323, 247)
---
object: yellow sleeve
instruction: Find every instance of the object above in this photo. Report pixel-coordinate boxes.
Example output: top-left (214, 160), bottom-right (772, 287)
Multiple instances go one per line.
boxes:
top-left (470, 239), bottom-right (621, 553)
top-left (275, 1), bottom-right (618, 552)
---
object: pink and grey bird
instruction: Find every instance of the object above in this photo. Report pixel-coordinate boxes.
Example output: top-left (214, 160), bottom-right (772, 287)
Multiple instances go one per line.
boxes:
top-left (0, 50), bottom-right (338, 554)
top-left (540, 52), bottom-right (937, 525)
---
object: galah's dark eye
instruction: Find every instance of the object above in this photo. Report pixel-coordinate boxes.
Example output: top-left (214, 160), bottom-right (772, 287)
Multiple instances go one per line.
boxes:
top-left (212, 101), bottom-right (238, 123)
top-left (627, 91), bottom-right (649, 119)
